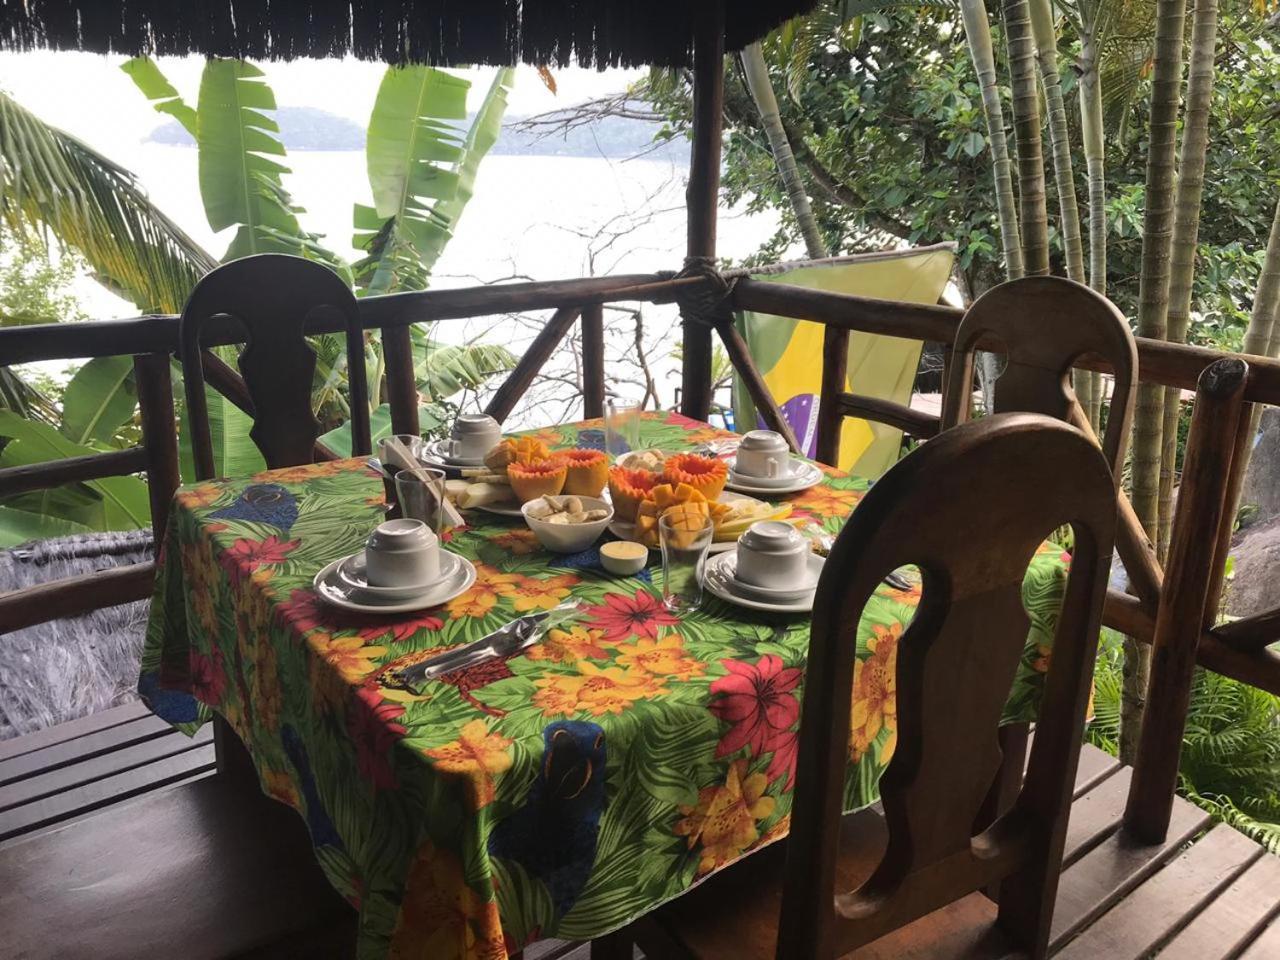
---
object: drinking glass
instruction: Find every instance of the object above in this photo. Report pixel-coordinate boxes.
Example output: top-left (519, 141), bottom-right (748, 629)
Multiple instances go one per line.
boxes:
top-left (395, 467), bottom-right (450, 538)
top-left (605, 399), bottom-right (642, 456)
top-left (659, 513), bottom-right (714, 613)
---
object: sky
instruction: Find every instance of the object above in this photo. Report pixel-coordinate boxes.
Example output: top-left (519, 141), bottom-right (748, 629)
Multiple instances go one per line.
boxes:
top-left (0, 52), bottom-right (642, 165)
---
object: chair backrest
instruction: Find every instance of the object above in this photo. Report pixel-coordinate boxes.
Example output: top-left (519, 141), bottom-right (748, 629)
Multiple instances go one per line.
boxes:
top-left (941, 276), bottom-right (1137, 479)
top-left (179, 254), bottom-right (371, 480)
top-left (776, 413), bottom-right (1117, 960)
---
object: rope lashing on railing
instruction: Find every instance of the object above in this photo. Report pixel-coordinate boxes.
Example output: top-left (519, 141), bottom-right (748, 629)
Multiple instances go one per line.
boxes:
top-left (673, 256), bottom-right (740, 326)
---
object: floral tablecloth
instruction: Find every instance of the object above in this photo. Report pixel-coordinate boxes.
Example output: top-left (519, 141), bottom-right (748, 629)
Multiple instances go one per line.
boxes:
top-left (141, 411), bottom-right (1068, 960)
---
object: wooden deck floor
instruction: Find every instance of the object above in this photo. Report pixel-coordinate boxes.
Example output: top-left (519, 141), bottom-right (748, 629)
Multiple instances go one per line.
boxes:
top-left (529, 743), bottom-right (1280, 960)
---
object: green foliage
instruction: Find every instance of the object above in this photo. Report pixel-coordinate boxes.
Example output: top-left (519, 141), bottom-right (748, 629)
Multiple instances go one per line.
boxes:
top-left (0, 92), bottom-right (214, 314)
top-left (646, 0), bottom-right (1280, 323)
top-left (1089, 634), bottom-right (1280, 853)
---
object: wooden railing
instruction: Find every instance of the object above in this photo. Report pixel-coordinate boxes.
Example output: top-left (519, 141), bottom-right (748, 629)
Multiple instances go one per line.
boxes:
top-left (2, 267), bottom-right (1279, 846)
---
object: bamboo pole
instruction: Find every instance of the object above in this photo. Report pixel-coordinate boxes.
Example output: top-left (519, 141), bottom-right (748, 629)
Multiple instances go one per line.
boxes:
top-left (816, 325), bottom-right (851, 466)
top-left (1125, 357), bottom-right (1248, 844)
top-left (581, 304), bottom-right (605, 419)
top-left (134, 353), bottom-right (180, 549)
top-left (679, 0), bottom-right (726, 421)
top-left (381, 324), bottom-right (420, 437)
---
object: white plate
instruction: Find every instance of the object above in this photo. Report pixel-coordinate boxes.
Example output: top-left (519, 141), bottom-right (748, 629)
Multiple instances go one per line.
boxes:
top-left (424, 438), bottom-right (487, 467)
top-left (724, 458), bottom-right (823, 495)
top-left (703, 552), bottom-right (818, 614)
top-left (712, 551), bottom-right (823, 601)
top-left (314, 551), bottom-right (476, 613)
top-left (606, 492), bottom-right (766, 554)
top-left (474, 500), bottom-right (525, 518)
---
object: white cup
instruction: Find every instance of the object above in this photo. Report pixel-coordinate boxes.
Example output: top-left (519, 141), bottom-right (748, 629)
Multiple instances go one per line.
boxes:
top-left (734, 430), bottom-right (792, 480)
top-left (735, 520), bottom-right (810, 589)
top-left (444, 413), bottom-right (501, 461)
top-left (364, 519), bottom-right (440, 588)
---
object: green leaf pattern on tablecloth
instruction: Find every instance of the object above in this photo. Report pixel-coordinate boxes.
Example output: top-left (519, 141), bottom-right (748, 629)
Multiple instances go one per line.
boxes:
top-left (140, 411), bottom-right (1069, 960)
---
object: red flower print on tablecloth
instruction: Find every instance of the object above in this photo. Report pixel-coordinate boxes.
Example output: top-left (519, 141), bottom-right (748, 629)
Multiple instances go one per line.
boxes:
top-left (586, 589), bottom-right (679, 642)
top-left (189, 648), bottom-right (228, 705)
top-left (219, 535), bottom-right (300, 589)
top-left (348, 683), bottom-right (407, 791)
top-left (708, 654), bottom-right (803, 789)
top-left (358, 612), bottom-right (446, 645)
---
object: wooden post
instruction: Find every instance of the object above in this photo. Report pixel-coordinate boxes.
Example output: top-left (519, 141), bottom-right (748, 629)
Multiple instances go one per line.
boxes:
top-left (713, 317), bottom-right (800, 452)
top-left (816, 325), bottom-right (851, 465)
top-left (581, 303), bottom-right (605, 419)
top-left (1125, 358), bottom-right (1248, 844)
top-left (1202, 405), bottom-right (1255, 626)
top-left (382, 324), bottom-right (420, 437)
top-left (483, 307), bottom-right (581, 424)
top-left (134, 353), bottom-right (180, 550)
top-left (679, 0), bottom-right (725, 422)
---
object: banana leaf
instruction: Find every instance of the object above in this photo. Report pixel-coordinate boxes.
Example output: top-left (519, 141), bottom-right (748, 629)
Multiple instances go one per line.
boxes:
top-left (59, 355), bottom-right (138, 446)
top-left (354, 65), bottom-right (470, 294)
top-left (0, 506), bottom-right (96, 548)
top-left (195, 59), bottom-right (343, 268)
top-left (414, 337), bottom-right (517, 401)
top-left (0, 411), bottom-right (151, 533)
top-left (121, 56), bottom-right (196, 135)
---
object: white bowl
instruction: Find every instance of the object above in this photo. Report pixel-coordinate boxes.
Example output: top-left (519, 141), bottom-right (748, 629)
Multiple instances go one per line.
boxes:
top-left (600, 540), bottom-right (649, 576)
top-left (521, 496), bottom-right (614, 553)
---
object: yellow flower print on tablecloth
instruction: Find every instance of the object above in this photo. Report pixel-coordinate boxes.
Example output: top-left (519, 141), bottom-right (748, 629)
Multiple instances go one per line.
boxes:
top-left (447, 564), bottom-right (521, 620)
top-left (508, 575), bottom-right (574, 613)
top-left (674, 759), bottom-right (776, 876)
top-left (533, 662), bottom-right (666, 716)
top-left (252, 638), bottom-right (283, 733)
top-left (390, 839), bottom-right (507, 960)
top-left (489, 529), bottom-right (540, 556)
top-left (524, 625), bottom-right (610, 663)
top-left (614, 633), bottom-right (705, 681)
top-left (176, 482), bottom-right (223, 510)
top-left (850, 623), bottom-right (899, 763)
top-left (309, 632), bottom-right (388, 684)
top-left (184, 541), bottom-right (222, 635)
top-left (424, 720), bottom-right (514, 808)
top-left (262, 767), bottom-right (300, 807)
top-left (791, 483), bottom-right (862, 518)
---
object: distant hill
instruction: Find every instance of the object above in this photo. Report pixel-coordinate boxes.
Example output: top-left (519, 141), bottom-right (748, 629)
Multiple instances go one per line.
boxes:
top-left (147, 105), bottom-right (689, 161)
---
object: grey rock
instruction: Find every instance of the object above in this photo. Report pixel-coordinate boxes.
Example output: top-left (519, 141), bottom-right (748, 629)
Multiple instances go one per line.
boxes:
top-left (1239, 407), bottom-right (1280, 527)
top-left (1225, 515), bottom-right (1280, 620)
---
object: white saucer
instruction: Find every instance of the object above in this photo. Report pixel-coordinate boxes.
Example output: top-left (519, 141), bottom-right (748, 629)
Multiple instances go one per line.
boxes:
top-left (725, 458), bottom-right (823, 495)
top-left (606, 492), bottom-right (764, 554)
top-left (314, 551), bottom-right (476, 613)
top-left (337, 552), bottom-right (442, 600)
top-left (474, 500), bottom-right (525, 518)
top-left (703, 551), bottom-right (821, 614)
top-left (711, 551), bottom-right (823, 601)
top-left (425, 438), bottom-right (486, 467)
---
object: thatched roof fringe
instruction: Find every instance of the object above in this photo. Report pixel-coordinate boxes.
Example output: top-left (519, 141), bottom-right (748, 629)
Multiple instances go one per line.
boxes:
top-left (0, 1), bottom-right (818, 68)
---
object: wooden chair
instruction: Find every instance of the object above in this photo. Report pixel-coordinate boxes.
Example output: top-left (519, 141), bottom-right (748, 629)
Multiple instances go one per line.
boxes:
top-left (942, 275), bottom-right (1137, 480)
top-left (180, 253), bottom-right (372, 480)
top-left (599, 412), bottom-right (1117, 960)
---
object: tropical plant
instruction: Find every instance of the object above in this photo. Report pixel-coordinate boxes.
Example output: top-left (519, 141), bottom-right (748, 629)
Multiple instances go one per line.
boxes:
top-left (1090, 636), bottom-right (1280, 854)
top-left (0, 59), bottom-right (518, 543)
top-left (1002, 0), bottom-right (1050, 275)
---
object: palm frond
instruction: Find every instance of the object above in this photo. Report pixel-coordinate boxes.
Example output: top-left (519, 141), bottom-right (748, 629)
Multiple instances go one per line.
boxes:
top-left (0, 92), bottom-right (214, 313)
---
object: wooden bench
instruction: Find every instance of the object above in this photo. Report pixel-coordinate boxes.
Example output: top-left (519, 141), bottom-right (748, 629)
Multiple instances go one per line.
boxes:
top-left (0, 701), bottom-right (216, 843)
top-left (0, 714), bottom-right (356, 959)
